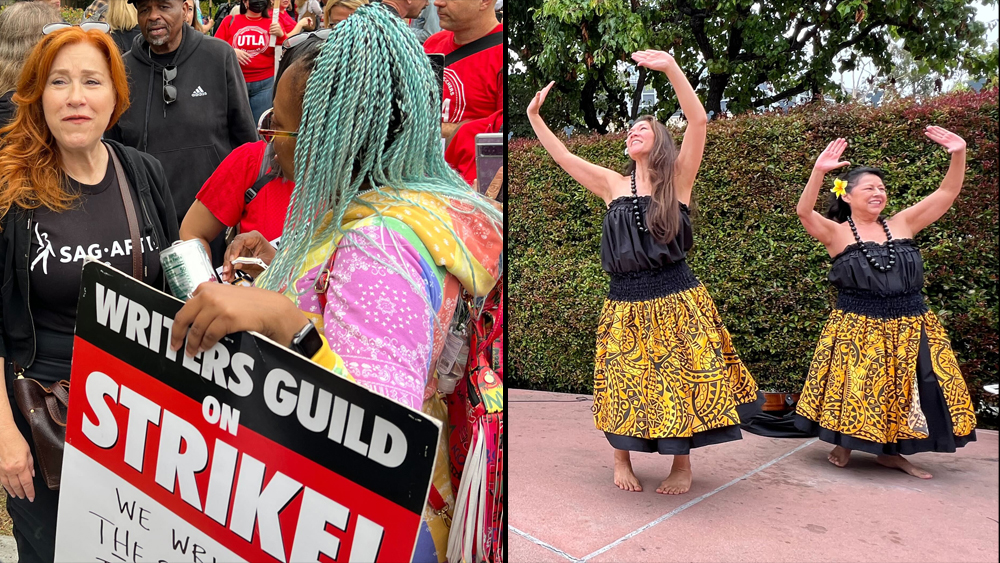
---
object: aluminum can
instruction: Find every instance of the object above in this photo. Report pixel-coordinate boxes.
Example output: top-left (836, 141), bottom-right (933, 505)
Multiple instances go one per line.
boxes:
top-left (161, 239), bottom-right (218, 300)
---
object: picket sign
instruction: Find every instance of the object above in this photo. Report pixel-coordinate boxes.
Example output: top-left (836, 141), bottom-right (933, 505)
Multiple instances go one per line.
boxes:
top-left (271, 4), bottom-right (281, 75)
top-left (53, 261), bottom-right (441, 563)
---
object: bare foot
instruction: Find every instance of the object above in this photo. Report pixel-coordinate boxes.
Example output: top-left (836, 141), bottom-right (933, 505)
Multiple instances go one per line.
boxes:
top-left (828, 445), bottom-right (851, 467)
top-left (876, 455), bottom-right (933, 479)
top-left (656, 455), bottom-right (692, 495)
top-left (613, 450), bottom-right (642, 492)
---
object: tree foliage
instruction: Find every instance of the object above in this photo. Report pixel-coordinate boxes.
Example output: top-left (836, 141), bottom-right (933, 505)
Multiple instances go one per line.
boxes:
top-left (509, 0), bottom-right (998, 136)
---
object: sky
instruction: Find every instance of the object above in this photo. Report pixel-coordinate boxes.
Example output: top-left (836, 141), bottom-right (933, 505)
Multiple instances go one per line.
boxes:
top-left (835, 0), bottom-right (999, 95)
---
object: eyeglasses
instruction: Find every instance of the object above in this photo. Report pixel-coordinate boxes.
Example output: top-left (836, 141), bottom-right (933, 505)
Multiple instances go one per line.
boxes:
top-left (257, 108), bottom-right (298, 142)
top-left (163, 65), bottom-right (177, 105)
top-left (42, 22), bottom-right (111, 35)
top-left (284, 28), bottom-right (332, 50)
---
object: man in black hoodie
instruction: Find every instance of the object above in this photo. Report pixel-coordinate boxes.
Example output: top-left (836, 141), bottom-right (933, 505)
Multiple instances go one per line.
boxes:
top-left (107, 0), bottom-right (257, 262)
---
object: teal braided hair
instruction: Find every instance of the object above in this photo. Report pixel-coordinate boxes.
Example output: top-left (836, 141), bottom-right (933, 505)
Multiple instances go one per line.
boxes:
top-left (260, 4), bottom-right (503, 299)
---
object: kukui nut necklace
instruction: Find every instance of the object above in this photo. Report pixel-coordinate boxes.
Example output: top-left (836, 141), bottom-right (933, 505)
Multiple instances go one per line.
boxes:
top-left (847, 216), bottom-right (895, 271)
top-left (631, 169), bottom-right (649, 233)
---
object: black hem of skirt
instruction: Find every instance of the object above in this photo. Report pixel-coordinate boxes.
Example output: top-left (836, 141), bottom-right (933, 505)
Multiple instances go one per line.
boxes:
top-left (793, 324), bottom-right (977, 456)
top-left (793, 415), bottom-right (976, 456)
top-left (604, 393), bottom-right (764, 455)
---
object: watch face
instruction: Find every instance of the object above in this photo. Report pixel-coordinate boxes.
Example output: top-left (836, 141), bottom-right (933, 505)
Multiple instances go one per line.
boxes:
top-left (294, 322), bottom-right (324, 358)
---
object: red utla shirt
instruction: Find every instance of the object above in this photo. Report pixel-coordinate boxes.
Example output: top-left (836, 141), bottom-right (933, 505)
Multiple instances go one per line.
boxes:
top-left (424, 24), bottom-right (503, 124)
top-left (215, 12), bottom-right (296, 83)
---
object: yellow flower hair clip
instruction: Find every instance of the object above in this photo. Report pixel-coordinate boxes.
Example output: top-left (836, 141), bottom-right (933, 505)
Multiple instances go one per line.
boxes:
top-left (831, 178), bottom-right (848, 198)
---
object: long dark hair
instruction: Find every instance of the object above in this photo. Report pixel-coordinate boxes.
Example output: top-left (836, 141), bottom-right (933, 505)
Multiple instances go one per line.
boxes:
top-left (826, 166), bottom-right (886, 223)
top-left (624, 115), bottom-right (680, 244)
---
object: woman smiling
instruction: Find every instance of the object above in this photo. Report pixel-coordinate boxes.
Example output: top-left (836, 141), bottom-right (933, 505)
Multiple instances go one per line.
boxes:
top-left (794, 132), bottom-right (977, 478)
top-left (527, 50), bottom-right (762, 496)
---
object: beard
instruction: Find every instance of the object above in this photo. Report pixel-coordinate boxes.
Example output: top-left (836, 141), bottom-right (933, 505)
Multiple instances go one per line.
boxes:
top-left (146, 26), bottom-right (171, 46)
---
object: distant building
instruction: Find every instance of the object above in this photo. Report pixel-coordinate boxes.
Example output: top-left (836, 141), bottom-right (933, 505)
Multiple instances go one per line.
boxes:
top-left (625, 67), bottom-right (662, 118)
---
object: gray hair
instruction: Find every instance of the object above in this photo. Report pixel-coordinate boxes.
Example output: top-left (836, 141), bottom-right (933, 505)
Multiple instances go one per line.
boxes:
top-left (0, 2), bottom-right (63, 95)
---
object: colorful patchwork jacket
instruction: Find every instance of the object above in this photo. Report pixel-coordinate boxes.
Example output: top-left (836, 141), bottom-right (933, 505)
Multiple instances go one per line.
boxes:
top-left (289, 189), bottom-right (502, 410)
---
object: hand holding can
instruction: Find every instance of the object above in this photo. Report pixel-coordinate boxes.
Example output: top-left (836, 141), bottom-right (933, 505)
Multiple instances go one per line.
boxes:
top-left (161, 240), bottom-right (219, 301)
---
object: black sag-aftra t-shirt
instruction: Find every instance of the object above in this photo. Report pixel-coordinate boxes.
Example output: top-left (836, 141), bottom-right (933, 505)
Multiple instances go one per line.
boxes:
top-left (29, 149), bottom-right (162, 335)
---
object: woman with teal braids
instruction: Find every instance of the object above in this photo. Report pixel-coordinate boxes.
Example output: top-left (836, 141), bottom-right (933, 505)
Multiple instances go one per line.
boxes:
top-left (169, 6), bottom-right (503, 561)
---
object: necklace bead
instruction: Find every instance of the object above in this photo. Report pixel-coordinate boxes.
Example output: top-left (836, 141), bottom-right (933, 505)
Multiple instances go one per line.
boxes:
top-left (631, 169), bottom-right (649, 233)
top-left (847, 216), bottom-right (895, 272)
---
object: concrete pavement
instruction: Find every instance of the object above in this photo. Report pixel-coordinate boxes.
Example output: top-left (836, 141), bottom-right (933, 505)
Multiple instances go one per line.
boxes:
top-left (510, 389), bottom-right (1000, 563)
top-left (0, 536), bottom-right (15, 563)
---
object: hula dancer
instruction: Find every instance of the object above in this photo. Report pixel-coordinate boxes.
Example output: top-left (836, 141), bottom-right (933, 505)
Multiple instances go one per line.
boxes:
top-left (794, 131), bottom-right (977, 478)
top-left (526, 50), bottom-right (761, 495)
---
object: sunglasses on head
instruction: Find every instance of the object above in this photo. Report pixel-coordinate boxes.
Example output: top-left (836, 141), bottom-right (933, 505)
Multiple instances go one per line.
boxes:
top-left (162, 65), bottom-right (177, 105)
top-left (42, 22), bottom-right (111, 35)
top-left (257, 108), bottom-right (298, 143)
top-left (284, 27), bottom-right (332, 50)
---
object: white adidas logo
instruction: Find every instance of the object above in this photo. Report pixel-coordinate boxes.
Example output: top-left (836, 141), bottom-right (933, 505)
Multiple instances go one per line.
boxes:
top-left (191, 86), bottom-right (208, 98)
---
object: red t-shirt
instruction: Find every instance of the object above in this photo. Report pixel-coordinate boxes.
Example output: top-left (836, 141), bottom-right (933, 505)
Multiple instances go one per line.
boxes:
top-left (424, 24), bottom-right (503, 123)
top-left (195, 141), bottom-right (293, 244)
top-left (215, 12), bottom-right (296, 83)
top-left (424, 25), bottom-right (504, 185)
top-left (446, 110), bottom-right (503, 185)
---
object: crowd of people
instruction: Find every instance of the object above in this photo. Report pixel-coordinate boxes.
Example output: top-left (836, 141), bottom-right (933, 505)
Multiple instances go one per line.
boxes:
top-left (528, 50), bottom-right (976, 495)
top-left (0, 0), bottom-right (505, 561)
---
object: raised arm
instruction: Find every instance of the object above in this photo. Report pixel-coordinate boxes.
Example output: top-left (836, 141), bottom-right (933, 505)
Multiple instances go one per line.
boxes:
top-left (631, 50), bottom-right (706, 206)
top-left (890, 126), bottom-right (966, 238)
top-left (797, 138), bottom-right (851, 246)
top-left (527, 81), bottom-right (621, 203)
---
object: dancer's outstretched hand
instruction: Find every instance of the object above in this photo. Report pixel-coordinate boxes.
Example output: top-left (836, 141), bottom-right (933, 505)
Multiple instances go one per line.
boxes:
top-left (924, 125), bottom-right (966, 154)
top-left (631, 50), bottom-right (676, 73)
top-left (813, 138), bottom-right (851, 174)
top-left (527, 81), bottom-right (555, 117)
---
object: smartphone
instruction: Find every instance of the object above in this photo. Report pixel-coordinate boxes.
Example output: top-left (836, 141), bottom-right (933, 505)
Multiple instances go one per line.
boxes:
top-left (475, 133), bottom-right (503, 196)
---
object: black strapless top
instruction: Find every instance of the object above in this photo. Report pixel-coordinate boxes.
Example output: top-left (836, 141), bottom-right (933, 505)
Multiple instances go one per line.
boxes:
top-left (829, 239), bottom-right (928, 318)
top-left (600, 196), bottom-right (693, 274)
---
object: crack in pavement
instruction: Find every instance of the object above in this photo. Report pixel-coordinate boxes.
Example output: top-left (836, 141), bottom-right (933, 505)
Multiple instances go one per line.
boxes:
top-left (581, 438), bottom-right (819, 561)
top-left (510, 526), bottom-right (582, 562)
top-left (511, 438), bottom-right (819, 562)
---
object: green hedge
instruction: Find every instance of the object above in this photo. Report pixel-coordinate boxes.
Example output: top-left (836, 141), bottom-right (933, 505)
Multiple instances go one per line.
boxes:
top-left (510, 89), bottom-right (1000, 426)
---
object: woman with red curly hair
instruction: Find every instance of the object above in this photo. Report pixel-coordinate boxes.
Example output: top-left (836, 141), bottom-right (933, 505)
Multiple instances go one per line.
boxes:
top-left (0, 26), bottom-right (178, 560)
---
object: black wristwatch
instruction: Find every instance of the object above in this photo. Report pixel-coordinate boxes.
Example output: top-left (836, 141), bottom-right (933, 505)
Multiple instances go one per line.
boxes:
top-left (290, 321), bottom-right (323, 358)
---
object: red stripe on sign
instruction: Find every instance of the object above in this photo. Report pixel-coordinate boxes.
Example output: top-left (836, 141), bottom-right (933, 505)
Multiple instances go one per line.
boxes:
top-left (65, 337), bottom-right (421, 563)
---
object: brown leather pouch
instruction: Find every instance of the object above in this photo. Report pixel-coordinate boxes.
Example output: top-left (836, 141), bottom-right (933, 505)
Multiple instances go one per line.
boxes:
top-left (11, 368), bottom-right (69, 490)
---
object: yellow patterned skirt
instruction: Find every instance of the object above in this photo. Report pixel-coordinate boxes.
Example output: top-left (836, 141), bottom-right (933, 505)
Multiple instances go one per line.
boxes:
top-left (593, 262), bottom-right (761, 454)
top-left (795, 293), bottom-right (977, 455)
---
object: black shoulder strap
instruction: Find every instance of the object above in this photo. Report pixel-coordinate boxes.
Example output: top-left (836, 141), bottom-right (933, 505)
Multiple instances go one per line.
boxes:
top-left (444, 30), bottom-right (502, 67)
top-left (245, 144), bottom-right (279, 205)
top-left (244, 171), bottom-right (276, 205)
